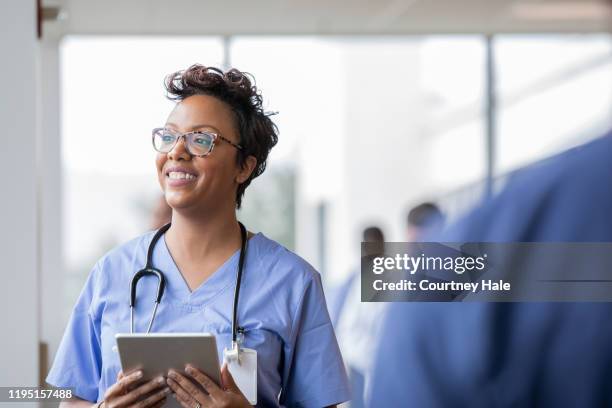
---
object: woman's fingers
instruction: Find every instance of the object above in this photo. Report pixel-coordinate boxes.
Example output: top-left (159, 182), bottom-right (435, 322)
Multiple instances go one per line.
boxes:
top-left (185, 364), bottom-right (224, 400)
top-left (104, 370), bottom-right (143, 400)
top-left (167, 375), bottom-right (211, 408)
top-left (148, 398), bottom-right (168, 408)
top-left (131, 385), bottom-right (171, 408)
top-left (111, 376), bottom-right (166, 408)
top-left (121, 376), bottom-right (167, 407)
top-left (167, 370), bottom-right (205, 398)
top-left (220, 364), bottom-right (241, 394)
top-left (167, 377), bottom-right (193, 408)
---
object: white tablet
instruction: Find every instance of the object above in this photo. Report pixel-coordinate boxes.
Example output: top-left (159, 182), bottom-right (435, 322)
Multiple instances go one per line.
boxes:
top-left (115, 333), bottom-right (221, 407)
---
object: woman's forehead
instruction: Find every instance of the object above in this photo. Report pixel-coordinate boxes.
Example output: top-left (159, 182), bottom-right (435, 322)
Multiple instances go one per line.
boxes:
top-left (166, 94), bottom-right (235, 132)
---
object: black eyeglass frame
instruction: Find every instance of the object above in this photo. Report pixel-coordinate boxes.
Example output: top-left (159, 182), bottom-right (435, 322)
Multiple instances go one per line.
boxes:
top-left (152, 127), bottom-right (243, 157)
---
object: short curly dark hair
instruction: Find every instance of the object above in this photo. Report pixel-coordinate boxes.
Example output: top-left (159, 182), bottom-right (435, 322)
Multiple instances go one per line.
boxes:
top-left (164, 64), bottom-right (278, 209)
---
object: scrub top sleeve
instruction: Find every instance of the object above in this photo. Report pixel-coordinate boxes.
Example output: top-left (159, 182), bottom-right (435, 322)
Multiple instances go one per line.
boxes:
top-left (46, 261), bottom-right (103, 403)
top-left (281, 272), bottom-right (351, 408)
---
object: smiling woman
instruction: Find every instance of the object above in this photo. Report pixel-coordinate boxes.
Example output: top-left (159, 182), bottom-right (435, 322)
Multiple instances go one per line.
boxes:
top-left (46, 65), bottom-right (350, 408)
top-left (155, 93), bottom-right (257, 217)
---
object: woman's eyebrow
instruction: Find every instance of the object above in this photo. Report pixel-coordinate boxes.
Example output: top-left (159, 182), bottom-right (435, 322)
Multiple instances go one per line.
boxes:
top-left (189, 124), bottom-right (220, 132)
top-left (165, 122), bottom-right (220, 132)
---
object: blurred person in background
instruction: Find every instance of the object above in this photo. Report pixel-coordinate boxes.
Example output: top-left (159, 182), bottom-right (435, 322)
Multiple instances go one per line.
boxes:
top-left (333, 226), bottom-right (387, 408)
top-left (328, 226), bottom-right (385, 327)
top-left (46, 64), bottom-right (349, 408)
top-left (405, 202), bottom-right (445, 241)
top-left (367, 130), bottom-right (612, 407)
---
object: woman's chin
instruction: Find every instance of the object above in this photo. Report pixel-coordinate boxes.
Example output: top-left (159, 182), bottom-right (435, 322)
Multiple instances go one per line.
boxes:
top-left (164, 192), bottom-right (196, 210)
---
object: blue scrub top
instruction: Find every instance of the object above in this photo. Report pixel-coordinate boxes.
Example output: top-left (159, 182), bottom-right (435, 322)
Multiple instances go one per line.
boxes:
top-left (46, 230), bottom-right (350, 408)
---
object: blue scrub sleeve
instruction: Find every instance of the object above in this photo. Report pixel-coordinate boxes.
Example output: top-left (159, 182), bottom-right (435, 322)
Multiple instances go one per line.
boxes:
top-left (46, 261), bottom-right (103, 403)
top-left (281, 273), bottom-right (351, 408)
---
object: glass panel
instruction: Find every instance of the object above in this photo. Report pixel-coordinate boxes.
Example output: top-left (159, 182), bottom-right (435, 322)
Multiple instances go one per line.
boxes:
top-left (496, 35), bottom-right (612, 174)
top-left (230, 36), bottom-right (486, 279)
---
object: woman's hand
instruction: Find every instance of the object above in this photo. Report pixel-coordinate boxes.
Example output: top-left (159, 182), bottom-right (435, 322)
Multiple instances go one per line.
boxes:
top-left (101, 370), bottom-right (171, 408)
top-left (167, 364), bottom-right (251, 408)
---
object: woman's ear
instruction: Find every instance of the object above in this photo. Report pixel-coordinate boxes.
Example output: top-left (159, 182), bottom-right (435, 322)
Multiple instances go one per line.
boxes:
top-left (236, 155), bottom-right (257, 184)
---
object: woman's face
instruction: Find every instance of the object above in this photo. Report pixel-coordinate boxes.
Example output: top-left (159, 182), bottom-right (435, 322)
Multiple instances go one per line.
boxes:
top-left (155, 94), bottom-right (245, 214)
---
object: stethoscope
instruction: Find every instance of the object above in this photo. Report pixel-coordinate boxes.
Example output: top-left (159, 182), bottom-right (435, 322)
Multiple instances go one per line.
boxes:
top-left (129, 221), bottom-right (248, 346)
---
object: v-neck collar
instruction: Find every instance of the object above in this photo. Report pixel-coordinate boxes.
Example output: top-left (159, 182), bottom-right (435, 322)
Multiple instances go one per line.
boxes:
top-left (152, 230), bottom-right (260, 307)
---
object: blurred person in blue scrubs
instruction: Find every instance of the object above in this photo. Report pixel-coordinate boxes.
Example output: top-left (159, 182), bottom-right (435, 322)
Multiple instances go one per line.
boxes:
top-left (328, 226), bottom-right (385, 327)
top-left (332, 205), bottom-right (447, 407)
top-left (329, 203), bottom-right (446, 330)
top-left (368, 130), bottom-right (612, 407)
top-left (46, 65), bottom-right (350, 408)
top-left (333, 226), bottom-right (386, 408)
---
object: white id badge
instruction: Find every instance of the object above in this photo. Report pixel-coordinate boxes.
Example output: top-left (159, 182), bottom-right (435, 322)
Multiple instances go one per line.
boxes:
top-left (223, 347), bottom-right (257, 405)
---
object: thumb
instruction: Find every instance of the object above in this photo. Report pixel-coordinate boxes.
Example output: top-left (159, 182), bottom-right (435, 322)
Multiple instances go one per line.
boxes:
top-left (221, 364), bottom-right (241, 393)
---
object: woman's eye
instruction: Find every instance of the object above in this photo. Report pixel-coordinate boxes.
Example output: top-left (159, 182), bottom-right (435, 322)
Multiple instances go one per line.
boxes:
top-left (162, 135), bottom-right (175, 143)
top-left (194, 137), bottom-right (211, 146)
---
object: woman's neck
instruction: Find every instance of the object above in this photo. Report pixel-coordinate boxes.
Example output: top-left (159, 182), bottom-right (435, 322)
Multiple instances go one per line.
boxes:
top-left (165, 205), bottom-right (242, 265)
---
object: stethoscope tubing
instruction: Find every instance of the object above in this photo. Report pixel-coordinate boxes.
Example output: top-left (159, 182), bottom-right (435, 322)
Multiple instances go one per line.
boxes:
top-left (130, 222), bottom-right (247, 340)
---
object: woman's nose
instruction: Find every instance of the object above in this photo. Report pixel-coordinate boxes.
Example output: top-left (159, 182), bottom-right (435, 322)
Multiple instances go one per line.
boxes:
top-left (167, 135), bottom-right (191, 160)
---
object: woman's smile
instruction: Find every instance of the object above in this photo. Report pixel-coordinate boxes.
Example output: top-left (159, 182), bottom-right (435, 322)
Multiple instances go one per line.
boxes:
top-left (164, 165), bottom-right (199, 188)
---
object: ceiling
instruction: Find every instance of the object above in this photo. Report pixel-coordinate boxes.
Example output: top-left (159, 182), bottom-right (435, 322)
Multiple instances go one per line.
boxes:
top-left (44, 0), bottom-right (612, 36)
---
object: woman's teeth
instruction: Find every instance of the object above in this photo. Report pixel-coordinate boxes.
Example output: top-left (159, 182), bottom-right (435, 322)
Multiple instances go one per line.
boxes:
top-left (167, 172), bottom-right (196, 180)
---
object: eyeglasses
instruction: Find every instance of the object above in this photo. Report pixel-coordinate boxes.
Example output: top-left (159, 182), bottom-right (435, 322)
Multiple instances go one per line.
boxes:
top-left (152, 127), bottom-right (242, 157)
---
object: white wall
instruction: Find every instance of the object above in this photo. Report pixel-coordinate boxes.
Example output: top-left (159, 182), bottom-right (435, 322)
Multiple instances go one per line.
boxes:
top-left (337, 40), bottom-right (427, 280)
top-left (0, 0), bottom-right (40, 393)
top-left (296, 39), bottom-right (429, 285)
